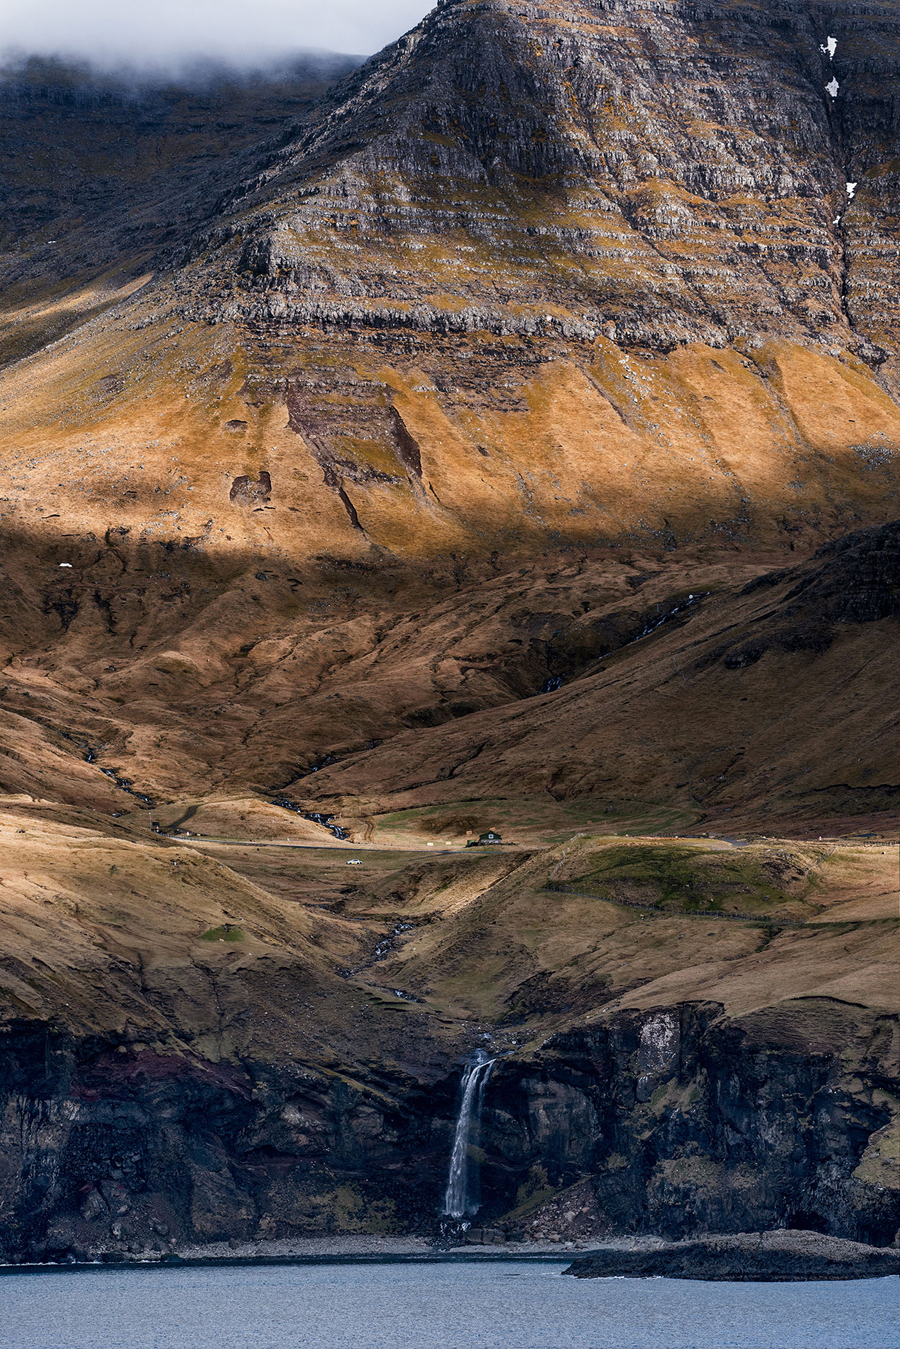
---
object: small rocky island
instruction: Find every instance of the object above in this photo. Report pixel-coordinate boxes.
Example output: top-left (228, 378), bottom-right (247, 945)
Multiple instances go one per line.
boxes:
top-left (564, 1231), bottom-right (900, 1282)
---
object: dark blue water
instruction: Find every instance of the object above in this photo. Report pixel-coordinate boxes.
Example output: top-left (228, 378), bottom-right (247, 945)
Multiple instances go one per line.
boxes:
top-left (0, 1261), bottom-right (896, 1349)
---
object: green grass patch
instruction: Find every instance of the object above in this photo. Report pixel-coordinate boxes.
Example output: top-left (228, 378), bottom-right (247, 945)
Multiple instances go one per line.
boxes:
top-left (569, 845), bottom-right (810, 917)
top-left (374, 797), bottom-right (700, 848)
top-left (497, 1164), bottom-right (556, 1224)
top-left (200, 924), bottom-right (245, 943)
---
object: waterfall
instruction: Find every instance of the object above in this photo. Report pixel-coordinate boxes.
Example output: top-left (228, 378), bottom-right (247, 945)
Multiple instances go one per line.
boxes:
top-left (442, 1052), bottom-right (496, 1218)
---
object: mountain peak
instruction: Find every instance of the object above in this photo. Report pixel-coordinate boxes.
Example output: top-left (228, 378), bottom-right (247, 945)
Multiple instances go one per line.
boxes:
top-left (191, 0), bottom-right (897, 365)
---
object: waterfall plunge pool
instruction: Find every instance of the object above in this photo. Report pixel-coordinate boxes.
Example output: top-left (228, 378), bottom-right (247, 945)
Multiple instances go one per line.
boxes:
top-left (1, 1259), bottom-right (896, 1349)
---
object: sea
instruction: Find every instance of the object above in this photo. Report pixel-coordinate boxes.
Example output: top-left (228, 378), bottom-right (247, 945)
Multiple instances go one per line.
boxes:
top-left (0, 1259), bottom-right (897, 1349)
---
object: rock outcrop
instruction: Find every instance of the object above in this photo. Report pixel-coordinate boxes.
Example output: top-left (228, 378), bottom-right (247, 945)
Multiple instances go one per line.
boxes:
top-left (564, 1230), bottom-right (900, 1281)
top-left (485, 1002), bottom-right (899, 1249)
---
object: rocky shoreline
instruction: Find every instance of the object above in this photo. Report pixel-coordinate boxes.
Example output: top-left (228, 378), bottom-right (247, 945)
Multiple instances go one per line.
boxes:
top-left (564, 1231), bottom-right (900, 1282)
top-left (3, 1231), bottom-right (897, 1282)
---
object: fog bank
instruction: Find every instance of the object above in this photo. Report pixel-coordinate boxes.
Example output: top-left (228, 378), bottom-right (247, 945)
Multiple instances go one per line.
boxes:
top-left (0, 0), bottom-right (434, 71)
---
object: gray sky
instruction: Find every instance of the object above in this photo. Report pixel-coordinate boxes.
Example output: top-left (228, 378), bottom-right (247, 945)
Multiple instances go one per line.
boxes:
top-left (0, 0), bottom-right (435, 69)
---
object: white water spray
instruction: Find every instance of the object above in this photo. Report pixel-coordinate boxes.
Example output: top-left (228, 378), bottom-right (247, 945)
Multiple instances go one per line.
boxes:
top-left (443, 1052), bottom-right (496, 1218)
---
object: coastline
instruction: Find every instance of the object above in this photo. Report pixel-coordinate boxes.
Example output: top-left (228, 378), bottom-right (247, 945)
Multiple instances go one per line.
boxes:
top-left (3, 1231), bottom-right (897, 1281)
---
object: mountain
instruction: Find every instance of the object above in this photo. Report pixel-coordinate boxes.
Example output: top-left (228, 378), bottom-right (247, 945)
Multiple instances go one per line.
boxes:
top-left (210, 0), bottom-right (900, 362)
top-left (1, 0), bottom-right (898, 816)
top-left (0, 1), bottom-right (897, 1264)
top-left (0, 53), bottom-right (361, 365)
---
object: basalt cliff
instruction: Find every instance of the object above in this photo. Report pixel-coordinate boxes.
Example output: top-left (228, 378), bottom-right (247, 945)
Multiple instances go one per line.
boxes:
top-left (0, 0), bottom-right (897, 1264)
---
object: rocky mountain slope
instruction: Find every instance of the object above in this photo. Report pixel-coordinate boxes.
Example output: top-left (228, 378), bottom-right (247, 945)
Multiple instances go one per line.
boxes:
top-left (0, 53), bottom-right (359, 367)
top-left (204, 0), bottom-right (900, 360)
top-left (299, 520), bottom-right (900, 835)
top-left (0, 0), bottom-right (898, 822)
top-left (0, 0), bottom-right (897, 1263)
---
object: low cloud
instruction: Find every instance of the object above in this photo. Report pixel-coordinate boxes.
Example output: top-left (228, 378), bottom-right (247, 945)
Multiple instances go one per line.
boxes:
top-left (0, 0), bottom-right (434, 70)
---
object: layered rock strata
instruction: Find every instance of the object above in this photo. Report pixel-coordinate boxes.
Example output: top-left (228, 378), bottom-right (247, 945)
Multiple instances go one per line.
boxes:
top-left (198, 0), bottom-right (900, 363)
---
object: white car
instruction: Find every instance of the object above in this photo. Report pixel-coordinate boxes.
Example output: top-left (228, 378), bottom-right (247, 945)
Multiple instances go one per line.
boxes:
top-left (347, 859), bottom-right (362, 866)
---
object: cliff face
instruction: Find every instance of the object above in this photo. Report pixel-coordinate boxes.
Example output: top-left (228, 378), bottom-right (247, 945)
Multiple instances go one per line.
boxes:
top-left (2, 1000), bottom-right (896, 1262)
top-left (0, 802), bottom-right (895, 1262)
